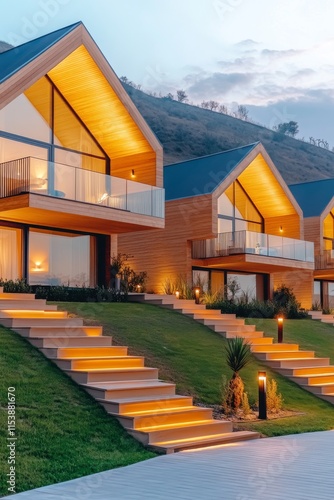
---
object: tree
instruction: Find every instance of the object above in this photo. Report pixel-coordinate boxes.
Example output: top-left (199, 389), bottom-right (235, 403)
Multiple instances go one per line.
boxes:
top-left (223, 337), bottom-right (252, 414)
top-left (176, 90), bottom-right (188, 103)
top-left (274, 121), bottom-right (299, 137)
top-left (234, 105), bottom-right (249, 121)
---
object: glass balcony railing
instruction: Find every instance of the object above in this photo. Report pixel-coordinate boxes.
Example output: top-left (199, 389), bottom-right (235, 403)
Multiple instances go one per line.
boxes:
top-left (192, 230), bottom-right (314, 263)
top-left (0, 156), bottom-right (165, 218)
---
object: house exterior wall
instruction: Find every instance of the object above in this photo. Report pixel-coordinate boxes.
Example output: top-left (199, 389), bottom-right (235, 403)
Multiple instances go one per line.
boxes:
top-left (118, 195), bottom-right (214, 292)
top-left (271, 270), bottom-right (314, 309)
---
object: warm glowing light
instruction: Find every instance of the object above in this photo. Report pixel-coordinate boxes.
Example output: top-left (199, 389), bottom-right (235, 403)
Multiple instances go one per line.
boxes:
top-left (131, 169), bottom-right (136, 178)
top-left (98, 192), bottom-right (109, 203)
top-left (278, 317), bottom-right (283, 324)
top-left (175, 291), bottom-right (180, 299)
top-left (32, 262), bottom-right (43, 272)
top-left (136, 284), bottom-right (142, 293)
top-left (279, 226), bottom-right (283, 233)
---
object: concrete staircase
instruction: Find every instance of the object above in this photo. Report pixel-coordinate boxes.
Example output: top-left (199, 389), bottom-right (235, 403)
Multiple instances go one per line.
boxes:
top-left (0, 291), bottom-right (260, 454)
top-left (131, 294), bottom-right (334, 405)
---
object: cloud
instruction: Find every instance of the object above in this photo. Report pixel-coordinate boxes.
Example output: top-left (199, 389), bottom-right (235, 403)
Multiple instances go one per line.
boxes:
top-left (187, 72), bottom-right (254, 99)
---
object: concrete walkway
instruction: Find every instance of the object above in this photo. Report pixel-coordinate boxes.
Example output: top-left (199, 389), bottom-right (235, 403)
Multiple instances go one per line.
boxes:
top-left (9, 431), bottom-right (334, 499)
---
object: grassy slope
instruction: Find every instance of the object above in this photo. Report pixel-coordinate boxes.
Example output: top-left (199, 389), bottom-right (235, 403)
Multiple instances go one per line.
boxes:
top-left (58, 303), bottom-right (334, 437)
top-left (0, 326), bottom-right (155, 497)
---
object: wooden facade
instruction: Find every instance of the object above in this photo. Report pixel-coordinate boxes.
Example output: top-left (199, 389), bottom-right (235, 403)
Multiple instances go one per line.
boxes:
top-left (0, 23), bottom-right (164, 287)
top-left (119, 145), bottom-right (314, 307)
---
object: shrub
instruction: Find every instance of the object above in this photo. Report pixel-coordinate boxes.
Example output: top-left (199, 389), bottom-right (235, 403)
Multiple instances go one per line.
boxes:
top-left (241, 392), bottom-right (251, 417)
top-left (0, 278), bottom-right (31, 293)
top-left (223, 337), bottom-right (252, 415)
top-left (34, 285), bottom-right (128, 302)
top-left (266, 378), bottom-right (284, 414)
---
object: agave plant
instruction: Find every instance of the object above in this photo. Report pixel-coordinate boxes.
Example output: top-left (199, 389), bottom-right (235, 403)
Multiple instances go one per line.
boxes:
top-left (223, 337), bottom-right (252, 414)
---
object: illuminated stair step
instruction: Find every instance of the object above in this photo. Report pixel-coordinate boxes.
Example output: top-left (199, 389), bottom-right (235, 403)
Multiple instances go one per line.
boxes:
top-left (251, 343), bottom-right (300, 353)
top-left (0, 310), bottom-right (67, 318)
top-left (277, 365), bottom-right (334, 377)
top-left (15, 326), bottom-right (102, 337)
top-left (242, 337), bottom-right (274, 345)
top-left (0, 318), bottom-right (84, 327)
top-left (66, 367), bottom-right (159, 384)
top-left (220, 330), bottom-right (264, 338)
top-left (55, 356), bottom-right (144, 370)
top-left (302, 383), bottom-right (334, 395)
top-left (291, 374), bottom-right (334, 385)
top-left (254, 351), bottom-right (315, 360)
top-left (198, 319), bottom-right (249, 327)
top-left (28, 336), bottom-right (113, 348)
top-left (97, 395), bottom-right (194, 415)
top-left (149, 430), bottom-right (260, 453)
top-left (117, 407), bottom-right (214, 431)
top-left (129, 420), bottom-right (234, 445)
top-left (0, 300), bottom-right (57, 310)
top-left (263, 357), bottom-right (330, 368)
top-left (83, 380), bottom-right (176, 400)
top-left (42, 346), bottom-right (128, 359)
top-left (0, 293), bottom-right (36, 300)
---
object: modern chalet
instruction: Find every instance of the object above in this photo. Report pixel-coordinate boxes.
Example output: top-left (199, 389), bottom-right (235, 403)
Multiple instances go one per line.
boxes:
top-left (119, 142), bottom-right (315, 308)
top-left (0, 22), bottom-right (164, 288)
top-left (290, 179), bottom-right (334, 309)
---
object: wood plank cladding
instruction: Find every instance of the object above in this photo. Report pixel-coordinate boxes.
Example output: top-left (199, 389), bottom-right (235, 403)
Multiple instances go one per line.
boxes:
top-left (118, 195), bottom-right (214, 292)
top-left (265, 214), bottom-right (301, 239)
top-left (304, 217), bottom-right (321, 256)
top-left (47, 44), bottom-right (161, 186)
top-left (237, 153), bottom-right (298, 218)
top-left (271, 270), bottom-right (314, 309)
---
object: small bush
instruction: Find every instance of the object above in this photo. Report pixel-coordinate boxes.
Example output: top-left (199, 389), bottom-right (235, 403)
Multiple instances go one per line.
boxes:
top-left (241, 392), bottom-right (251, 417)
top-left (0, 278), bottom-right (31, 293)
top-left (266, 378), bottom-right (284, 414)
top-left (34, 285), bottom-right (128, 302)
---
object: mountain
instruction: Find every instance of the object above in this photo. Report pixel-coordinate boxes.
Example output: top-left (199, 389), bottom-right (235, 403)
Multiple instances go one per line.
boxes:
top-left (125, 85), bottom-right (334, 184)
top-left (0, 41), bottom-right (13, 53)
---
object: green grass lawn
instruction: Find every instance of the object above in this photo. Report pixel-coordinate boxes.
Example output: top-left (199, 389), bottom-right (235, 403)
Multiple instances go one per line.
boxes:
top-left (0, 325), bottom-right (156, 497)
top-left (1, 302), bottom-right (334, 496)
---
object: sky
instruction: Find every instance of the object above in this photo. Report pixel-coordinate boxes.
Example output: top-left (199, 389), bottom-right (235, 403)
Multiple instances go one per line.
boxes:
top-left (1, 0), bottom-right (334, 145)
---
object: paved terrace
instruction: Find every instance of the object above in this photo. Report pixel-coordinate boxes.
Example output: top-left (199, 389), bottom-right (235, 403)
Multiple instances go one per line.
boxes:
top-left (9, 431), bottom-right (334, 500)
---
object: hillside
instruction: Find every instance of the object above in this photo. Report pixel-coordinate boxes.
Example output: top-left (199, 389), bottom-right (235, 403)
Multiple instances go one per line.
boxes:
top-left (125, 85), bottom-right (334, 184)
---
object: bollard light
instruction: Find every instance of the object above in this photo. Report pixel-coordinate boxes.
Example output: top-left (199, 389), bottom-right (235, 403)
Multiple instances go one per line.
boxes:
top-left (136, 284), bottom-right (142, 293)
top-left (175, 290), bottom-right (180, 299)
top-left (258, 371), bottom-right (267, 420)
top-left (277, 316), bottom-right (284, 343)
top-left (194, 287), bottom-right (200, 304)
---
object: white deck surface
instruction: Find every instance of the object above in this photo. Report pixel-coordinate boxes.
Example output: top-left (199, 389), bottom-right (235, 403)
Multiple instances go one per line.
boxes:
top-left (8, 431), bottom-right (334, 500)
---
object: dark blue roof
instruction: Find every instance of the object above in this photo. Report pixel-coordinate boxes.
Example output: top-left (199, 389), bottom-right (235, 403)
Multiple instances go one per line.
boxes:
top-left (289, 179), bottom-right (334, 217)
top-left (164, 142), bottom-right (259, 200)
top-left (0, 22), bottom-right (81, 84)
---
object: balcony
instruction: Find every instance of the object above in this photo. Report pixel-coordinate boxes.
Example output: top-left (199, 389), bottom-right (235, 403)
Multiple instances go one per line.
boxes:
top-left (0, 157), bottom-right (164, 233)
top-left (192, 230), bottom-right (314, 272)
top-left (314, 250), bottom-right (334, 279)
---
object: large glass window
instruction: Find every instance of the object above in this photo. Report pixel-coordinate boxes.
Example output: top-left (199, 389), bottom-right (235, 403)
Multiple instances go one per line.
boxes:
top-left (0, 226), bottom-right (21, 281)
top-left (28, 229), bottom-right (95, 287)
top-left (0, 78), bottom-right (52, 143)
top-left (217, 181), bottom-right (263, 234)
top-left (323, 212), bottom-right (334, 250)
top-left (0, 137), bottom-right (48, 164)
top-left (0, 76), bottom-right (107, 174)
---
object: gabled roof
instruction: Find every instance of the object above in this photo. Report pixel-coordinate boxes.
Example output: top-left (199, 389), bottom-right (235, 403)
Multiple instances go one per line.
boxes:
top-left (164, 142), bottom-right (259, 200)
top-left (0, 22), bottom-right (163, 186)
top-left (0, 22), bottom-right (81, 83)
top-left (289, 179), bottom-right (334, 217)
